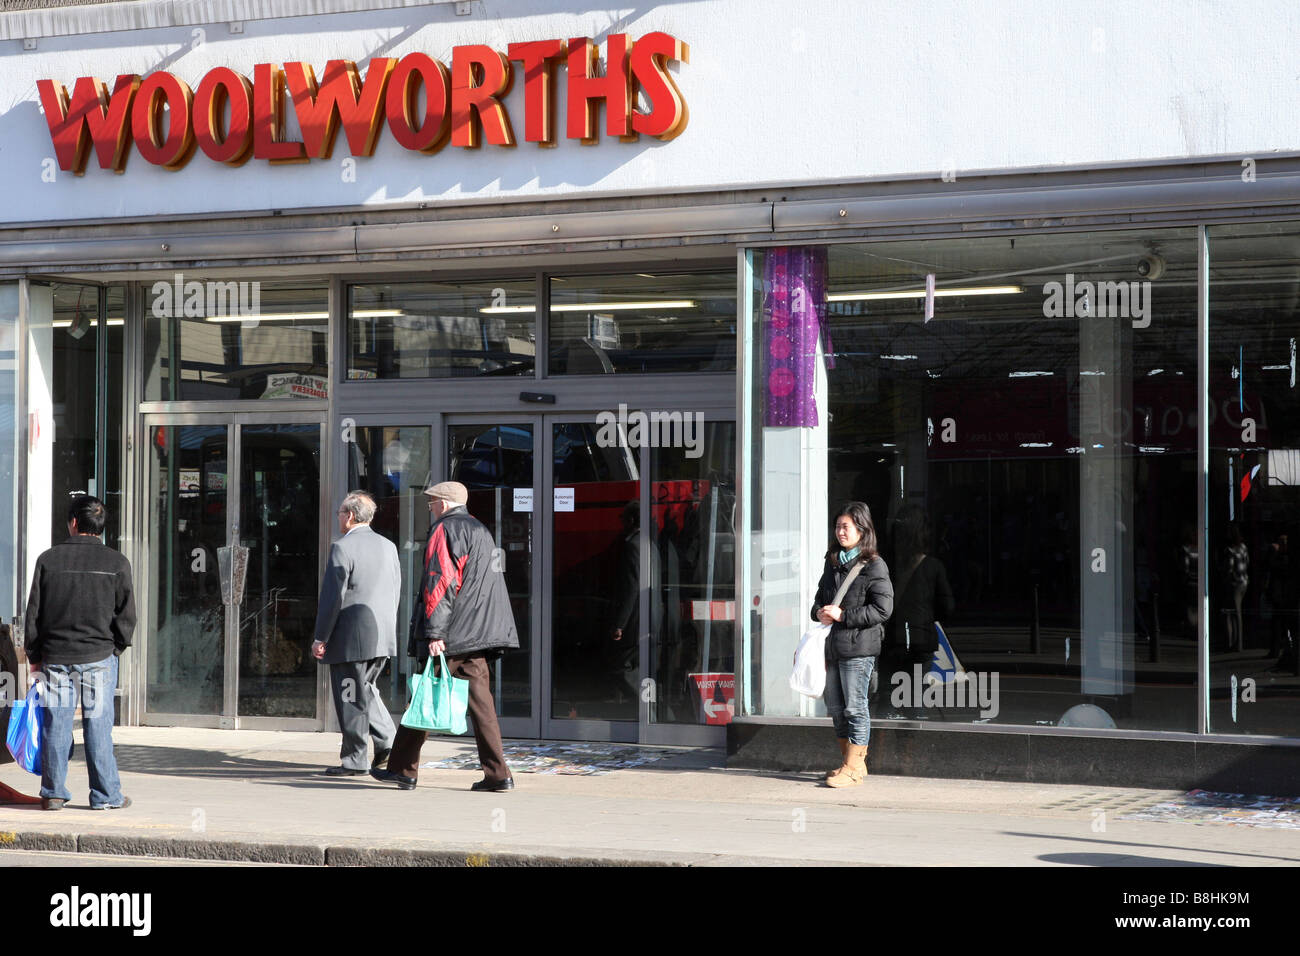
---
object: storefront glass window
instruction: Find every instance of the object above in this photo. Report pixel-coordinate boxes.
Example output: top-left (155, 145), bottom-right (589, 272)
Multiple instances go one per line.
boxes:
top-left (104, 286), bottom-right (125, 548)
top-left (745, 230), bottom-right (1199, 732)
top-left (548, 271), bottom-right (736, 374)
top-left (348, 280), bottom-right (535, 379)
top-left (0, 284), bottom-right (18, 622)
top-left (447, 423), bottom-right (533, 719)
top-left (49, 283), bottom-right (101, 546)
top-left (648, 422), bottom-right (737, 727)
top-left (144, 281), bottom-right (328, 401)
top-left (1207, 222), bottom-right (1300, 736)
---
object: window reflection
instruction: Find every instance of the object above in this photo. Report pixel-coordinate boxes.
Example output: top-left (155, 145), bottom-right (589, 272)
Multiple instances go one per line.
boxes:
top-left (144, 282), bottom-right (328, 401)
top-left (649, 423), bottom-right (737, 726)
top-left (749, 231), bottom-right (1199, 731)
top-left (1208, 222), bottom-right (1300, 736)
top-left (346, 426), bottom-right (432, 713)
top-left (549, 272), bottom-right (736, 374)
top-left (50, 283), bottom-right (99, 546)
top-left (448, 423), bottom-right (535, 719)
top-left (348, 280), bottom-right (535, 379)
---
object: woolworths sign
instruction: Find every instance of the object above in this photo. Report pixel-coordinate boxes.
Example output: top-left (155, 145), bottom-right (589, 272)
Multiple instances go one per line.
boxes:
top-left (37, 33), bottom-right (689, 175)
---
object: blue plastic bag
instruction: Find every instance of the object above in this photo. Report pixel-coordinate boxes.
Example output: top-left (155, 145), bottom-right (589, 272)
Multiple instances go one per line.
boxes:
top-left (927, 622), bottom-right (966, 686)
top-left (6, 681), bottom-right (42, 775)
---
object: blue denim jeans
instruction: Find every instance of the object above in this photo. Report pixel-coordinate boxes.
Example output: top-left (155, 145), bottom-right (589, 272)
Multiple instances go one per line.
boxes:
top-left (824, 655), bottom-right (875, 746)
top-left (39, 654), bottom-right (124, 808)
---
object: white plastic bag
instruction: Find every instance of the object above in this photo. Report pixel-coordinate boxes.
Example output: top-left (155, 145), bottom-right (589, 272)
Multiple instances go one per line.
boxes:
top-left (789, 622), bottom-right (830, 698)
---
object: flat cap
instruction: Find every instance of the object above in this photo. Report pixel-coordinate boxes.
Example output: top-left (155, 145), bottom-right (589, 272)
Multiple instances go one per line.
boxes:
top-left (423, 480), bottom-right (468, 504)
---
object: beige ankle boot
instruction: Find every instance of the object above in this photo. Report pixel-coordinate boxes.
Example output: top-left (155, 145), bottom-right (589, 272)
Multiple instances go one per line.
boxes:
top-left (826, 744), bottom-right (867, 788)
top-left (825, 738), bottom-right (849, 780)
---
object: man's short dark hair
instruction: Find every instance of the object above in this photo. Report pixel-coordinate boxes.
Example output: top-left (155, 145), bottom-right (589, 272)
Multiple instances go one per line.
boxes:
top-left (67, 495), bottom-right (106, 535)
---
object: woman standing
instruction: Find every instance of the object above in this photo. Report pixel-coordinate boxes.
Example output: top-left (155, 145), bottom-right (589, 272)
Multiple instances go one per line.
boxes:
top-left (812, 502), bottom-right (893, 787)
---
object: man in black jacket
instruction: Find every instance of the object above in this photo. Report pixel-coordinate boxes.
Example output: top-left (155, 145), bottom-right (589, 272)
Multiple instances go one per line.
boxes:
top-left (25, 496), bottom-right (135, 811)
top-left (373, 481), bottom-right (520, 792)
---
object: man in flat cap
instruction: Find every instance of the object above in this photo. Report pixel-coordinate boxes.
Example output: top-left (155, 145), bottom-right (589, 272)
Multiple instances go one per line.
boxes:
top-left (372, 481), bottom-right (520, 792)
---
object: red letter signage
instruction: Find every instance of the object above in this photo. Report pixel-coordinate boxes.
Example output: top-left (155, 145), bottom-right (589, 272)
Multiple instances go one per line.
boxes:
top-left (384, 53), bottom-right (452, 153)
top-left (566, 35), bottom-right (632, 143)
top-left (283, 58), bottom-right (395, 159)
top-left (253, 63), bottom-right (307, 164)
top-left (132, 72), bottom-right (195, 168)
top-left (450, 45), bottom-right (515, 148)
top-left (36, 32), bottom-right (689, 173)
top-left (508, 40), bottom-right (565, 147)
top-left (630, 32), bottom-right (689, 140)
top-left (37, 74), bottom-right (139, 174)
top-left (193, 68), bottom-right (253, 166)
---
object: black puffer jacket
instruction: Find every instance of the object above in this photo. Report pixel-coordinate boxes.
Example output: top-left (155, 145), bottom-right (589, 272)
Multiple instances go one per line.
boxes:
top-left (810, 554), bottom-right (894, 661)
top-left (408, 508), bottom-right (520, 660)
top-left (25, 536), bottom-right (136, 665)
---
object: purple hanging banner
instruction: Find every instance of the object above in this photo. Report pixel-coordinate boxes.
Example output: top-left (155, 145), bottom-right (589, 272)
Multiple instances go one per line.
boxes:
top-left (763, 246), bottom-right (830, 427)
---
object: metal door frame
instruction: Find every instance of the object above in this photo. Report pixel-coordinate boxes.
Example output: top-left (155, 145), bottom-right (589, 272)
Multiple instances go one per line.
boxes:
top-left (137, 410), bottom-right (326, 730)
top-left (539, 411), bottom-right (640, 743)
top-left (637, 412), bottom-right (736, 749)
top-left (444, 412), bottom-right (544, 741)
top-left (437, 409), bottom-right (735, 746)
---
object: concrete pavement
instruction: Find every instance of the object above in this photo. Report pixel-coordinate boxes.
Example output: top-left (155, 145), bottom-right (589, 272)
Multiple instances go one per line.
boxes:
top-left (1, 727), bottom-right (1298, 866)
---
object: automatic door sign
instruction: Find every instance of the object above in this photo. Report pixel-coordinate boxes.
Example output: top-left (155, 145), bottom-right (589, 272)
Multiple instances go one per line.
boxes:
top-left (689, 672), bottom-right (735, 725)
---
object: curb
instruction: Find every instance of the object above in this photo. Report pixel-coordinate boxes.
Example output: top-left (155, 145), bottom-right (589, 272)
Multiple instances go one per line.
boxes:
top-left (0, 829), bottom-right (678, 866)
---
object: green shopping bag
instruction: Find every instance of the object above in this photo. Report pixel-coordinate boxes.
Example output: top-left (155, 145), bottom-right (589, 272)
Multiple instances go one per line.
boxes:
top-left (401, 653), bottom-right (469, 735)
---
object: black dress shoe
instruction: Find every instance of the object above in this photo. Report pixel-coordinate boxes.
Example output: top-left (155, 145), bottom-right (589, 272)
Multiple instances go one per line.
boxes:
top-left (371, 748), bottom-right (392, 770)
top-left (370, 768), bottom-right (417, 790)
top-left (470, 776), bottom-right (515, 792)
top-left (325, 766), bottom-right (368, 776)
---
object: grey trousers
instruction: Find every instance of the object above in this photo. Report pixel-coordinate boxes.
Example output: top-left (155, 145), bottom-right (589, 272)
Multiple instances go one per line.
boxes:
top-left (329, 657), bottom-right (397, 770)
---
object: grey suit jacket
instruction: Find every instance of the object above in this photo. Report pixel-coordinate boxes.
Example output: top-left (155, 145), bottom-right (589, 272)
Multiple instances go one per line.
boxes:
top-left (312, 524), bottom-right (402, 664)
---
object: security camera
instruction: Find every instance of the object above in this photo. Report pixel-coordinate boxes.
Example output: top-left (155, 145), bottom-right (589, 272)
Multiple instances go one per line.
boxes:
top-left (1137, 254), bottom-right (1165, 281)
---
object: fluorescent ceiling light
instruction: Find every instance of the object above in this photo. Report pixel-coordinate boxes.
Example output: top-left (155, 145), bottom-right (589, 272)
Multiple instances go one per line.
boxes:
top-left (53, 319), bottom-right (124, 328)
top-left (204, 309), bottom-right (402, 323)
top-left (828, 285), bottom-right (1023, 302)
top-left (480, 300), bottom-right (696, 315)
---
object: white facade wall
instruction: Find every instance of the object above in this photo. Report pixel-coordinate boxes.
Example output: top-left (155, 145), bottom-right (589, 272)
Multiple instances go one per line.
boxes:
top-left (0, 0), bottom-right (1297, 224)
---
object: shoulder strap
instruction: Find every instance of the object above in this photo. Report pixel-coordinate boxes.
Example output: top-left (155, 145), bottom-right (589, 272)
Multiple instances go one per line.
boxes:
top-left (830, 559), bottom-right (867, 606)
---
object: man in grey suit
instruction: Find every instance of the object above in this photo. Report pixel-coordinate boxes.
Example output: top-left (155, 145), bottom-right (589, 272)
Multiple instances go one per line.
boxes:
top-left (311, 491), bottom-right (402, 776)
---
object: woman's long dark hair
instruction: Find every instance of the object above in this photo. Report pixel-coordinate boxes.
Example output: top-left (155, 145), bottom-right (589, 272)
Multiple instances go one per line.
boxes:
top-left (893, 503), bottom-right (930, 564)
top-left (828, 501), bottom-right (878, 562)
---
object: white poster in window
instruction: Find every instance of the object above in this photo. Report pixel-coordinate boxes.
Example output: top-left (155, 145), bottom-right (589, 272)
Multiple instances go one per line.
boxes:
top-left (260, 372), bottom-right (328, 400)
top-left (513, 488), bottom-right (533, 512)
top-left (554, 488), bottom-right (574, 512)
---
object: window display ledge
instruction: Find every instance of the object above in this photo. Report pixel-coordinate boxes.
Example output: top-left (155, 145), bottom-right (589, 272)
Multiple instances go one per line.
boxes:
top-left (728, 719), bottom-right (1300, 795)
